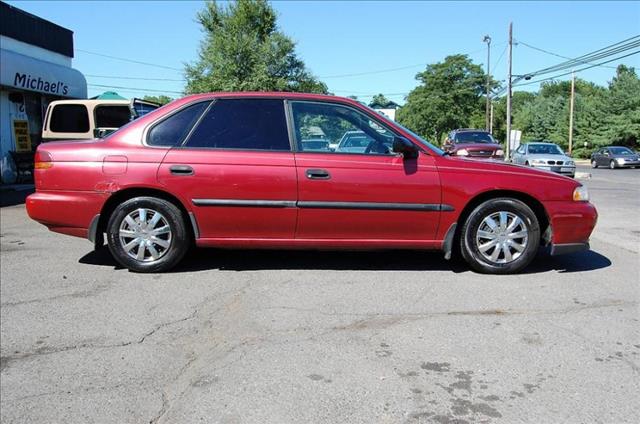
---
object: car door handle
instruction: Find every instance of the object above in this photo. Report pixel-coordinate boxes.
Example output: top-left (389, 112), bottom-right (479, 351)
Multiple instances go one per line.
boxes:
top-left (169, 165), bottom-right (194, 176)
top-left (306, 169), bottom-right (330, 180)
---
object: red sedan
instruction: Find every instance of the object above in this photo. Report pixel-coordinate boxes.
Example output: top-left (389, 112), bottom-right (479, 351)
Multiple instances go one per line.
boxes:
top-left (27, 92), bottom-right (597, 274)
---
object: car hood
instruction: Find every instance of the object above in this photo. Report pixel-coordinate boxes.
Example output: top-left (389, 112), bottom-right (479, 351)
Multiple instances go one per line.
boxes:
top-left (454, 143), bottom-right (501, 150)
top-left (448, 155), bottom-right (575, 182)
top-left (525, 154), bottom-right (574, 162)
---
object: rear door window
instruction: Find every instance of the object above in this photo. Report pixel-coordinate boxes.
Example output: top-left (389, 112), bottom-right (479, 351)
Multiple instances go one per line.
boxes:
top-left (184, 99), bottom-right (290, 151)
top-left (147, 102), bottom-right (209, 147)
top-left (95, 105), bottom-right (131, 128)
top-left (49, 104), bottom-right (89, 133)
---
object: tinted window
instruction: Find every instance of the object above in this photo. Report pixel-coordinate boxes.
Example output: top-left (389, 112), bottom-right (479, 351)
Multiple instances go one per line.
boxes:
top-left (184, 99), bottom-right (289, 150)
top-left (95, 105), bottom-right (131, 128)
top-left (133, 101), bottom-right (159, 117)
top-left (291, 102), bottom-right (395, 155)
top-left (148, 102), bottom-right (209, 147)
top-left (528, 144), bottom-right (563, 155)
top-left (50, 104), bottom-right (89, 133)
top-left (610, 147), bottom-right (632, 155)
top-left (454, 131), bottom-right (495, 144)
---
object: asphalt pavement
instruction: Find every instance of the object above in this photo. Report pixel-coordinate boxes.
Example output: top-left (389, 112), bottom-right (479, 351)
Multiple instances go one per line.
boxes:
top-left (1, 165), bottom-right (638, 424)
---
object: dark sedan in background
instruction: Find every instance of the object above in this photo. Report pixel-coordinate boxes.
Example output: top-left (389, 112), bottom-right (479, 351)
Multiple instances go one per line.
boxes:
top-left (591, 146), bottom-right (640, 169)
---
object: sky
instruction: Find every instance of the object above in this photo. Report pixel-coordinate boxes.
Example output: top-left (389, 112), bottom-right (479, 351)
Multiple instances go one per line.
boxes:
top-left (7, 0), bottom-right (640, 103)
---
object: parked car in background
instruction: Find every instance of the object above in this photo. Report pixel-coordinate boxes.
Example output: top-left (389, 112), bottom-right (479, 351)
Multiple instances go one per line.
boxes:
top-left (512, 142), bottom-right (576, 178)
top-left (300, 139), bottom-right (330, 152)
top-left (590, 146), bottom-right (640, 169)
top-left (42, 98), bottom-right (160, 141)
top-left (443, 129), bottom-right (504, 159)
top-left (27, 92), bottom-right (596, 275)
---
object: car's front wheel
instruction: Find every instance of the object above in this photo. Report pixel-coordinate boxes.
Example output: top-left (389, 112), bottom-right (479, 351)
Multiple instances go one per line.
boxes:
top-left (106, 197), bottom-right (190, 272)
top-left (609, 160), bottom-right (616, 169)
top-left (460, 198), bottom-right (540, 274)
top-left (591, 159), bottom-right (598, 168)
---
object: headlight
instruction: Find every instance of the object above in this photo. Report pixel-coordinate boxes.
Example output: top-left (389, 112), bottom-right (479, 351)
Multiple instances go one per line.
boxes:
top-left (573, 185), bottom-right (589, 202)
top-left (531, 159), bottom-right (547, 165)
top-left (616, 158), bottom-right (625, 163)
top-left (495, 149), bottom-right (504, 156)
top-left (566, 160), bottom-right (575, 166)
top-left (456, 149), bottom-right (469, 156)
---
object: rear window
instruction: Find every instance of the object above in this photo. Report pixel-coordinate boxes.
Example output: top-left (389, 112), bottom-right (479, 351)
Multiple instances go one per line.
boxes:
top-left (147, 102), bottom-right (209, 147)
top-left (95, 105), bottom-right (131, 128)
top-left (184, 99), bottom-right (290, 151)
top-left (455, 131), bottom-right (495, 144)
top-left (49, 104), bottom-right (89, 133)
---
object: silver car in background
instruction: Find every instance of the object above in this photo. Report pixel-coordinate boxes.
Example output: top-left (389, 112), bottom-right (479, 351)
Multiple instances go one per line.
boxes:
top-left (512, 142), bottom-right (576, 178)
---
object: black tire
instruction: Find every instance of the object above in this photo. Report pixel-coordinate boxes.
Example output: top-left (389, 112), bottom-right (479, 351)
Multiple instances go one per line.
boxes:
top-left (525, 161), bottom-right (530, 166)
top-left (609, 160), bottom-right (616, 169)
top-left (459, 198), bottom-right (540, 274)
top-left (106, 196), bottom-right (190, 272)
top-left (591, 160), bottom-right (598, 169)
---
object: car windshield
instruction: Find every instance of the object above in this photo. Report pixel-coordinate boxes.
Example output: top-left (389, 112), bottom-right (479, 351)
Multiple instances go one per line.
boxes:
top-left (610, 147), bottom-right (633, 155)
top-left (392, 122), bottom-right (444, 155)
top-left (528, 144), bottom-right (563, 155)
top-left (455, 131), bottom-right (495, 144)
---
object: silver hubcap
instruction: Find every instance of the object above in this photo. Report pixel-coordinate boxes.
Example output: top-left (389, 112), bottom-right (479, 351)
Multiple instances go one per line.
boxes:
top-left (476, 211), bottom-right (528, 264)
top-left (119, 208), bottom-right (172, 262)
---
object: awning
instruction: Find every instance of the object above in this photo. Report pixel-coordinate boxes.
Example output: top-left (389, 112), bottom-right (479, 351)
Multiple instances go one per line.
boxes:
top-left (0, 48), bottom-right (87, 98)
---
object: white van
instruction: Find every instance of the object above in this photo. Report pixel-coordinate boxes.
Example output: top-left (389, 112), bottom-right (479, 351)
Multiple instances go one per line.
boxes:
top-left (42, 98), bottom-right (159, 141)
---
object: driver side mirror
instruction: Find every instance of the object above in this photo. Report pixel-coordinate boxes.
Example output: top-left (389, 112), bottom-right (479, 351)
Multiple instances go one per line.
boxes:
top-left (393, 136), bottom-right (419, 159)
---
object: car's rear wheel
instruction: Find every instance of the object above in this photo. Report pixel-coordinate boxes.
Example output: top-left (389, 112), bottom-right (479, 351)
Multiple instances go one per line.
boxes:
top-left (460, 198), bottom-right (540, 274)
top-left (591, 160), bottom-right (598, 168)
top-left (106, 197), bottom-right (189, 272)
top-left (609, 160), bottom-right (616, 169)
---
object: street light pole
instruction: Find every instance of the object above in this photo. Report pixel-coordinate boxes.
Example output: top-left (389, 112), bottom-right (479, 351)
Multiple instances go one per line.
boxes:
top-left (505, 22), bottom-right (513, 160)
top-left (568, 70), bottom-right (575, 155)
top-left (483, 35), bottom-right (491, 132)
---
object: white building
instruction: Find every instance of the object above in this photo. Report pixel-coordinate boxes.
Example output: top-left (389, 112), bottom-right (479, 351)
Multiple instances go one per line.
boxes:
top-left (0, 1), bottom-right (86, 183)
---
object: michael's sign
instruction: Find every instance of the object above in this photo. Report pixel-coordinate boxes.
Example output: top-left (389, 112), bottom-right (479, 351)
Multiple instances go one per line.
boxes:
top-left (13, 72), bottom-right (69, 95)
top-left (0, 48), bottom-right (87, 98)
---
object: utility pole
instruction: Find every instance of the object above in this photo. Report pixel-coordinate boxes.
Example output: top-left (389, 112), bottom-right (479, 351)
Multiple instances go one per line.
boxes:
top-left (483, 35), bottom-right (492, 132)
top-left (568, 71), bottom-right (575, 155)
top-left (505, 22), bottom-right (513, 160)
top-left (490, 101), bottom-right (494, 134)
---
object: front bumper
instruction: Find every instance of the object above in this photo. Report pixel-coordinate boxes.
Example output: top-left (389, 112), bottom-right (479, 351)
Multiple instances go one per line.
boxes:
top-left (550, 242), bottom-right (589, 256)
top-left (545, 200), bottom-right (597, 247)
top-left (531, 164), bottom-right (576, 176)
top-left (615, 160), bottom-right (640, 167)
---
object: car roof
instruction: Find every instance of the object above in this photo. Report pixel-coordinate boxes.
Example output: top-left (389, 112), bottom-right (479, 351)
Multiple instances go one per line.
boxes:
top-left (177, 91), bottom-right (355, 104)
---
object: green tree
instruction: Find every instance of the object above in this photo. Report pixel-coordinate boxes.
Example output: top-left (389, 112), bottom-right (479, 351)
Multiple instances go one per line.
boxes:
top-left (142, 95), bottom-right (173, 106)
top-left (185, 0), bottom-right (327, 94)
top-left (598, 65), bottom-right (640, 148)
top-left (369, 93), bottom-right (394, 108)
top-left (396, 54), bottom-right (498, 144)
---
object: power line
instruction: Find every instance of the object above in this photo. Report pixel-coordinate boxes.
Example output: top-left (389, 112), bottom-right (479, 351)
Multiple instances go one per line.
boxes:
top-left (86, 74), bottom-right (185, 82)
top-left (87, 83), bottom-right (183, 94)
top-left (76, 49), bottom-right (183, 72)
top-left (490, 43), bottom-right (508, 74)
top-left (513, 50), bottom-right (640, 87)
top-left (317, 45), bottom-right (499, 79)
top-left (516, 40), bottom-right (617, 69)
top-left (521, 35), bottom-right (640, 79)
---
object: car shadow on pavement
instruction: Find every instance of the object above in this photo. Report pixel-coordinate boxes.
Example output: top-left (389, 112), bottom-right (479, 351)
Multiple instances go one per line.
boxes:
top-left (79, 246), bottom-right (611, 274)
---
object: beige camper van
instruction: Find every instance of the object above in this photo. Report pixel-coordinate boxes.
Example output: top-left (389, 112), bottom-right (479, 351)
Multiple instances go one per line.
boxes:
top-left (42, 98), bottom-right (159, 141)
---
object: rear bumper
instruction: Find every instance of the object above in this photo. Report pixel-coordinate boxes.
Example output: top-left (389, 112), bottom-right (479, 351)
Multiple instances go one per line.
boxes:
top-left (26, 190), bottom-right (106, 238)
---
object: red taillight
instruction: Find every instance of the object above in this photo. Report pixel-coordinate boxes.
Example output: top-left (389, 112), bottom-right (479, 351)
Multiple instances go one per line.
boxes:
top-left (34, 150), bottom-right (53, 169)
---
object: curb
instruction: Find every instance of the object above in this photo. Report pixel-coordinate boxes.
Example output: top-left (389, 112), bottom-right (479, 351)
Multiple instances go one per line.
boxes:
top-left (575, 172), bottom-right (592, 180)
